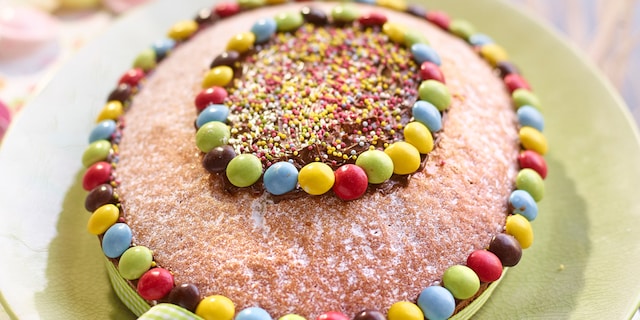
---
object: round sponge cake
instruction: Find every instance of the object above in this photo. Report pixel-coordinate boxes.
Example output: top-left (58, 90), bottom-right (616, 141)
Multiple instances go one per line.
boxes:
top-left (80, 1), bottom-right (545, 319)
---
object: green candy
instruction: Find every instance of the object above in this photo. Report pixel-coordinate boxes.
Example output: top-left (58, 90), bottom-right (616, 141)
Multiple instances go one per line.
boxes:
top-left (82, 140), bottom-right (111, 168)
top-left (275, 12), bottom-right (304, 32)
top-left (442, 265), bottom-right (480, 300)
top-left (238, 0), bottom-right (265, 8)
top-left (418, 80), bottom-right (451, 111)
top-left (513, 88), bottom-right (541, 110)
top-left (196, 122), bottom-right (230, 153)
top-left (226, 154), bottom-right (263, 187)
top-left (331, 4), bottom-right (359, 22)
top-left (133, 48), bottom-right (157, 72)
top-left (516, 168), bottom-right (545, 201)
top-left (119, 246), bottom-right (153, 280)
top-left (355, 150), bottom-right (394, 184)
top-left (403, 30), bottom-right (430, 48)
top-left (448, 19), bottom-right (476, 40)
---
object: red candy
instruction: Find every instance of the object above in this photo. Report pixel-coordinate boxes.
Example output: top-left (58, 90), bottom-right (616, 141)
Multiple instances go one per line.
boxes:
top-left (83, 161), bottom-right (112, 191)
top-left (426, 11), bottom-right (450, 30)
top-left (137, 267), bottom-right (175, 300)
top-left (466, 250), bottom-right (503, 282)
top-left (195, 87), bottom-right (228, 111)
top-left (118, 68), bottom-right (146, 87)
top-left (419, 61), bottom-right (445, 83)
top-left (504, 73), bottom-right (531, 93)
top-left (333, 164), bottom-right (368, 201)
top-left (316, 311), bottom-right (349, 320)
top-left (214, 2), bottom-right (241, 18)
top-left (357, 12), bottom-right (388, 27)
top-left (518, 150), bottom-right (547, 179)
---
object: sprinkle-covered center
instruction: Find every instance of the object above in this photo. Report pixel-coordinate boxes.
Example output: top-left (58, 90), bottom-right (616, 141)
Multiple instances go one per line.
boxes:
top-left (226, 24), bottom-right (420, 169)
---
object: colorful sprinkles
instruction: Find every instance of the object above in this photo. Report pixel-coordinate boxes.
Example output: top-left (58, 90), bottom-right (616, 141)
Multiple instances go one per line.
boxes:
top-left (193, 5), bottom-right (448, 199)
top-left (80, 1), bottom-right (550, 319)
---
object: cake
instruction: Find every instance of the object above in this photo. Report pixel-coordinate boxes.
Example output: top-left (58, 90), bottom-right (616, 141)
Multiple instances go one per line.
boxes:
top-left (80, 1), bottom-right (549, 319)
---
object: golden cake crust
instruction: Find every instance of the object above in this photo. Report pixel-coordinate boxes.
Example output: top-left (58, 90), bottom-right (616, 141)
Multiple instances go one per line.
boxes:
top-left (116, 3), bottom-right (519, 317)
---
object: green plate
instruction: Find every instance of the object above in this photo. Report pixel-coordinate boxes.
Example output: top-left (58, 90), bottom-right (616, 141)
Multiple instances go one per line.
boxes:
top-left (0, 0), bottom-right (639, 319)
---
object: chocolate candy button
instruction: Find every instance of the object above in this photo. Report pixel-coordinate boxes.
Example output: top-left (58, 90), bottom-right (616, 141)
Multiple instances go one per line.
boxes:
top-left (300, 6), bottom-right (328, 25)
top-left (353, 310), bottom-right (386, 320)
top-left (488, 233), bottom-right (522, 267)
top-left (107, 84), bottom-right (132, 104)
top-left (203, 145), bottom-right (236, 173)
top-left (85, 183), bottom-right (115, 212)
top-left (168, 283), bottom-right (201, 312)
top-left (210, 51), bottom-right (241, 69)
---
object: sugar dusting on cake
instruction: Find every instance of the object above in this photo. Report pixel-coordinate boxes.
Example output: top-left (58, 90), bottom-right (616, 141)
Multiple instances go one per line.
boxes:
top-left (116, 3), bottom-right (518, 317)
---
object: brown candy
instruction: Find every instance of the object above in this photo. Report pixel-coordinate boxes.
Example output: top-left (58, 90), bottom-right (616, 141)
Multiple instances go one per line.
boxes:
top-left (301, 6), bottom-right (328, 26)
top-left (203, 145), bottom-right (236, 173)
top-left (353, 310), bottom-right (386, 320)
top-left (496, 61), bottom-right (520, 79)
top-left (84, 184), bottom-right (115, 212)
top-left (195, 8), bottom-right (220, 26)
top-left (488, 233), bottom-right (522, 267)
top-left (107, 84), bottom-right (132, 104)
top-left (168, 283), bottom-right (200, 312)
top-left (210, 51), bottom-right (241, 69)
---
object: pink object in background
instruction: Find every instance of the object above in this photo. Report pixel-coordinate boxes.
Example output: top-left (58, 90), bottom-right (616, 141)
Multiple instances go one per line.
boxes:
top-left (0, 6), bottom-right (59, 60)
top-left (103, 0), bottom-right (150, 14)
top-left (0, 100), bottom-right (11, 142)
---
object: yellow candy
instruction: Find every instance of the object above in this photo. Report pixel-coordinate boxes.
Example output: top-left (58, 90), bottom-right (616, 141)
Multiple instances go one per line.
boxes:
top-left (226, 32), bottom-right (256, 53)
top-left (519, 127), bottom-right (548, 155)
top-left (388, 301), bottom-right (424, 320)
top-left (382, 22), bottom-right (407, 44)
top-left (279, 315), bottom-right (306, 320)
top-left (404, 122), bottom-right (434, 154)
top-left (87, 204), bottom-right (119, 235)
top-left (202, 66), bottom-right (234, 88)
top-left (195, 295), bottom-right (235, 320)
top-left (505, 214), bottom-right (533, 249)
top-left (266, 0), bottom-right (288, 4)
top-left (96, 101), bottom-right (123, 122)
top-left (298, 162), bottom-right (335, 195)
top-left (167, 20), bottom-right (199, 41)
top-left (377, 0), bottom-right (408, 11)
top-left (480, 43), bottom-right (509, 67)
top-left (384, 141), bottom-right (421, 175)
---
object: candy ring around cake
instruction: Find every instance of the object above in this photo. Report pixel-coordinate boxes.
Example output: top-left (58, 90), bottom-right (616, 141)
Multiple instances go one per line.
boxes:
top-left (80, 1), bottom-right (549, 319)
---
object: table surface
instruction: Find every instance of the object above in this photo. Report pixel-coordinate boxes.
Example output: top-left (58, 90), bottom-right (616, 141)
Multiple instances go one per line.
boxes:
top-left (0, 0), bottom-right (638, 319)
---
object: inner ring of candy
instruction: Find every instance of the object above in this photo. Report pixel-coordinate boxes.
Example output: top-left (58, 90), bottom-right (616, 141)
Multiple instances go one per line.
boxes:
top-left (193, 4), bottom-right (451, 200)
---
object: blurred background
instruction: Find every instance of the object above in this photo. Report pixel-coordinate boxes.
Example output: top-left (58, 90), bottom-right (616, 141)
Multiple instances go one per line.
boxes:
top-left (0, 0), bottom-right (639, 143)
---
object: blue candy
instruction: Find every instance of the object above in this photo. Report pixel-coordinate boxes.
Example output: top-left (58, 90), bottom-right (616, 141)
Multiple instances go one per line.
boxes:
top-left (411, 43), bottom-right (441, 65)
top-left (517, 105), bottom-right (545, 132)
top-left (235, 307), bottom-right (272, 320)
top-left (152, 38), bottom-right (176, 59)
top-left (354, 0), bottom-right (376, 4)
top-left (102, 223), bottom-right (133, 258)
top-left (251, 18), bottom-right (277, 44)
top-left (417, 286), bottom-right (455, 320)
top-left (509, 189), bottom-right (538, 221)
top-left (263, 161), bottom-right (299, 195)
top-left (412, 100), bottom-right (442, 132)
top-left (196, 104), bottom-right (230, 128)
top-left (468, 33), bottom-right (493, 46)
top-left (89, 119), bottom-right (117, 143)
